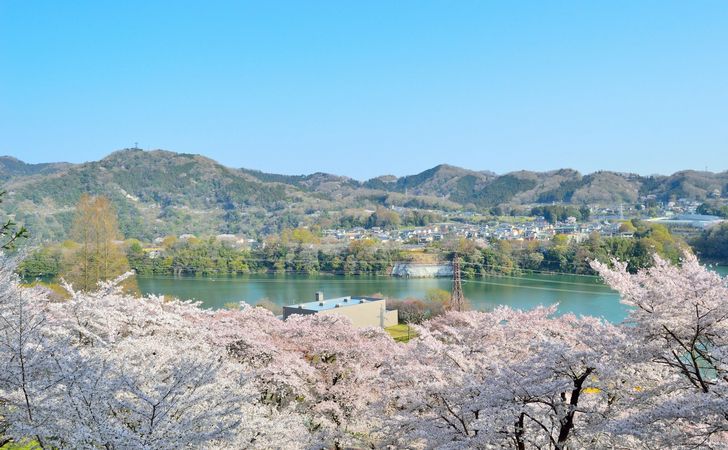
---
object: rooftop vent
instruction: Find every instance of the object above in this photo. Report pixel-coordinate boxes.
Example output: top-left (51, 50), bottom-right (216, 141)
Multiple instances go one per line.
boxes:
top-left (319, 301), bottom-right (325, 306)
top-left (334, 304), bottom-right (340, 308)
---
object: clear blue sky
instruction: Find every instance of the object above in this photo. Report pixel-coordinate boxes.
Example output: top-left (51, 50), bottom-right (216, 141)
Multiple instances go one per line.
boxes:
top-left (1, 1), bottom-right (727, 179)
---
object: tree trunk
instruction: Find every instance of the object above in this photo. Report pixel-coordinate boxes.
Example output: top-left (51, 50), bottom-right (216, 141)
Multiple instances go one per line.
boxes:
top-left (556, 368), bottom-right (593, 448)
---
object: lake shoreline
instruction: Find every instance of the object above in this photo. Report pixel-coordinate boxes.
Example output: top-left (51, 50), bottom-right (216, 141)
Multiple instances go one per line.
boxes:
top-left (136, 271), bottom-right (627, 322)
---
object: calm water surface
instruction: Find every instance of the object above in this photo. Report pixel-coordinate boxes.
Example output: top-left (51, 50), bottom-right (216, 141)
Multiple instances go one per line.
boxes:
top-left (137, 265), bottom-right (728, 324)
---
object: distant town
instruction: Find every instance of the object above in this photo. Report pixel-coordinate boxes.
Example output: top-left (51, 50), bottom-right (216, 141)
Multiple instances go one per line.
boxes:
top-left (140, 196), bottom-right (726, 256)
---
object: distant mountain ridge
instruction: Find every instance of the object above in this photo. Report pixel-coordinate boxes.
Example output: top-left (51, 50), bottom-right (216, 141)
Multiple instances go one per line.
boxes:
top-left (1, 148), bottom-right (727, 241)
top-left (0, 156), bottom-right (71, 181)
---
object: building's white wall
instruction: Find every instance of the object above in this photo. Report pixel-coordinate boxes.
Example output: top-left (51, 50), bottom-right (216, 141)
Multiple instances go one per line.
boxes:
top-left (383, 309), bottom-right (398, 328)
top-left (319, 301), bottom-right (396, 328)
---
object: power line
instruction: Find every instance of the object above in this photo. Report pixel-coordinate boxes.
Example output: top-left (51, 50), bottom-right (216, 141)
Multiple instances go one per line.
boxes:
top-left (129, 271), bottom-right (612, 292)
top-left (131, 272), bottom-right (615, 296)
top-left (22, 262), bottom-right (619, 296)
top-left (129, 263), bottom-right (613, 289)
top-left (460, 279), bottom-right (614, 296)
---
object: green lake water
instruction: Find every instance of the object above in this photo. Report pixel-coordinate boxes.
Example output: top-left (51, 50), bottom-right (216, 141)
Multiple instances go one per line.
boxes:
top-left (137, 265), bottom-right (728, 324)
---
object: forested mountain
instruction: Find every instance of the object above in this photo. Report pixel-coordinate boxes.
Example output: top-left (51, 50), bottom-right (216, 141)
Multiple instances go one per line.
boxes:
top-left (0, 156), bottom-right (70, 182)
top-left (1, 150), bottom-right (305, 241)
top-left (1, 148), bottom-right (727, 241)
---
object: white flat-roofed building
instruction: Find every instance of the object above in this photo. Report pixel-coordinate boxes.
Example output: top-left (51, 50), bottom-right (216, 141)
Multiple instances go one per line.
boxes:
top-left (649, 214), bottom-right (725, 229)
top-left (283, 292), bottom-right (398, 329)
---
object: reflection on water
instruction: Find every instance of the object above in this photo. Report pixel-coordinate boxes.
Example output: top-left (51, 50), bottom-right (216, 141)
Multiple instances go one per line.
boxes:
top-left (138, 272), bottom-right (629, 323)
top-left (137, 265), bottom-right (727, 324)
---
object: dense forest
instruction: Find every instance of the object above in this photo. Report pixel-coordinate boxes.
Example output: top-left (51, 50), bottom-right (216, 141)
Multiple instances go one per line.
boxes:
top-left (691, 222), bottom-right (728, 263)
top-left (697, 201), bottom-right (728, 218)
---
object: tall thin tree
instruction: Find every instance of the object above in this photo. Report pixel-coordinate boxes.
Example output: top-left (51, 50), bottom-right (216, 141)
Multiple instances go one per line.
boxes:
top-left (62, 195), bottom-right (129, 291)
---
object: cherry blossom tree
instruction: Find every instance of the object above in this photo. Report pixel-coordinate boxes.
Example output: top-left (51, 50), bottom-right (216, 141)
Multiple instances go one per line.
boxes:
top-left (385, 307), bottom-right (626, 449)
top-left (221, 305), bottom-right (400, 448)
top-left (5, 251), bottom-right (728, 449)
top-left (1, 263), bottom-right (400, 449)
top-left (0, 267), bottom-right (279, 449)
top-left (282, 314), bottom-right (400, 447)
top-left (0, 259), bottom-right (72, 448)
top-left (593, 253), bottom-right (728, 447)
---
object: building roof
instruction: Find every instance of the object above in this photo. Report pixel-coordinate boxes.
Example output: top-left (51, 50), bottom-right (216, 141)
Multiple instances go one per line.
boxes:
top-left (286, 296), bottom-right (384, 312)
top-left (649, 214), bottom-right (725, 228)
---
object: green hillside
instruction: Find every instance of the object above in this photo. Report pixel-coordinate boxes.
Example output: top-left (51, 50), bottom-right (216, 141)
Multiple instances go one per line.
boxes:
top-left (2, 148), bottom-right (727, 242)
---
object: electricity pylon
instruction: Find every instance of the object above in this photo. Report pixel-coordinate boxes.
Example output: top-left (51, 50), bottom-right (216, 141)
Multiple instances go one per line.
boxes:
top-left (450, 254), bottom-right (465, 312)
